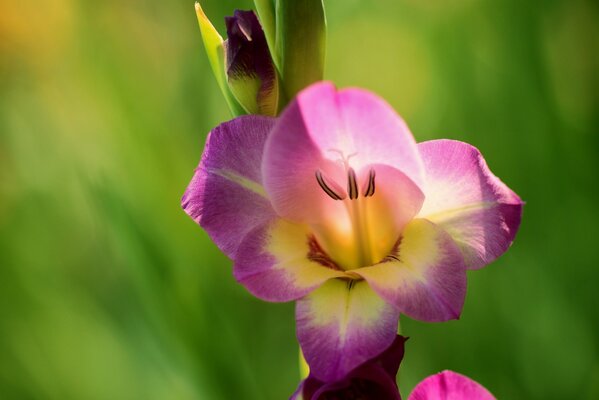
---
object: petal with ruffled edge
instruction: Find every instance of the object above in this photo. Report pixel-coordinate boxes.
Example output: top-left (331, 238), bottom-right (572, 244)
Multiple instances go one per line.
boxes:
top-left (296, 279), bottom-right (400, 382)
top-left (408, 370), bottom-right (496, 400)
top-left (182, 116), bottom-right (276, 258)
top-left (262, 82), bottom-right (425, 224)
top-left (355, 219), bottom-right (466, 322)
top-left (234, 219), bottom-right (347, 302)
top-left (417, 139), bottom-right (523, 269)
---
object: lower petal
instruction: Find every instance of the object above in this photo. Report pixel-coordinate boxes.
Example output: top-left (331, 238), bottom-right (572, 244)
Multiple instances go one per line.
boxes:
top-left (355, 219), bottom-right (466, 322)
top-left (234, 219), bottom-right (346, 302)
top-left (408, 370), bottom-right (496, 400)
top-left (296, 279), bottom-right (400, 382)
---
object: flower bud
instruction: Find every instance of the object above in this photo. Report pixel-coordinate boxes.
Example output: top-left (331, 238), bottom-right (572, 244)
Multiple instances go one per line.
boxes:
top-left (224, 10), bottom-right (279, 116)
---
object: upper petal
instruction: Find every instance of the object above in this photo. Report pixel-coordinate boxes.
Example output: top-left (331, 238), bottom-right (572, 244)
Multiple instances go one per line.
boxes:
top-left (234, 218), bottom-right (346, 302)
top-left (182, 116), bottom-right (276, 258)
top-left (262, 82), bottom-right (425, 223)
top-left (417, 139), bottom-right (523, 269)
top-left (296, 279), bottom-right (400, 382)
top-left (355, 219), bottom-right (467, 322)
top-left (408, 370), bottom-right (496, 400)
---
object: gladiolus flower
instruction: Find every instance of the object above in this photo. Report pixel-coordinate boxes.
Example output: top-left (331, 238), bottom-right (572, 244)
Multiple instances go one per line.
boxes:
top-left (182, 82), bottom-right (522, 381)
top-left (292, 335), bottom-right (495, 400)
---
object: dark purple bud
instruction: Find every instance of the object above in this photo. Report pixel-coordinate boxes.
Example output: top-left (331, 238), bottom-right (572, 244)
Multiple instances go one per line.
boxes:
top-left (224, 10), bottom-right (279, 116)
top-left (292, 336), bottom-right (407, 400)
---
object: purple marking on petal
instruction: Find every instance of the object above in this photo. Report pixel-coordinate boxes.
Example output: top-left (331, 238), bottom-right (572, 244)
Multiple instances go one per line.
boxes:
top-left (181, 116), bottom-right (276, 258)
top-left (234, 219), bottom-right (345, 302)
top-left (408, 370), bottom-right (496, 400)
top-left (418, 139), bottom-right (523, 269)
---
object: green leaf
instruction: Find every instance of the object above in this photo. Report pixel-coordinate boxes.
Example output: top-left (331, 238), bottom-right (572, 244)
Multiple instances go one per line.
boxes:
top-left (253, 0), bottom-right (277, 66)
top-left (275, 0), bottom-right (326, 100)
top-left (194, 2), bottom-right (246, 116)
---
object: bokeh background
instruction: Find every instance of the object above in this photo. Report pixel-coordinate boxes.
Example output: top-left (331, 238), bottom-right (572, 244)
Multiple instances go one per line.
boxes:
top-left (1, 0), bottom-right (598, 398)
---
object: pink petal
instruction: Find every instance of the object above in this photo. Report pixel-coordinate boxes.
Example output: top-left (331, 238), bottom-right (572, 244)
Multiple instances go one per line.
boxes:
top-left (355, 219), bottom-right (467, 322)
top-left (182, 116), bottom-right (277, 258)
top-left (296, 279), bottom-right (400, 382)
top-left (409, 370), bottom-right (496, 400)
top-left (262, 82), bottom-right (425, 223)
top-left (418, 140), bottom-right (523, 269)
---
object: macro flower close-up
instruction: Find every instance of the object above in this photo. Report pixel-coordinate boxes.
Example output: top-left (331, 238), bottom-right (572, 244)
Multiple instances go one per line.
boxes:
top-left (2, 0), bottom-right (595, 398)
top-left (182, 81), bottom-right (523, 381)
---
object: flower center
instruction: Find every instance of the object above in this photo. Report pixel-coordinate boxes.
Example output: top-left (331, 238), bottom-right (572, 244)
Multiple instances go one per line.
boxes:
top-left (312, 165), bottom-right (396, 270)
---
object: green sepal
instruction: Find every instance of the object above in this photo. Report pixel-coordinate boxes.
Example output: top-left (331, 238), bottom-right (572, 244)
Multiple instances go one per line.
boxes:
top-left (194, 2), bottom-right (246, 116)
top-left (275, 0), bottom-right (326, 99)
top-left (253, 0), bottom-right (277, 66)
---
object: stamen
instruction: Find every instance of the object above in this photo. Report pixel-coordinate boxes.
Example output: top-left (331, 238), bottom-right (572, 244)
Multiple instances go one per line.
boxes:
top-left (347, 168), bottom-right (359, 199)
top-left (362, 168), bottom-right (376, 197)
top-left (315, 169), bottom-right (346, 200)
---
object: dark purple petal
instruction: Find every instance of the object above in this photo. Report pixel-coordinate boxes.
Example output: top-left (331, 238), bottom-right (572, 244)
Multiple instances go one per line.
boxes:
top-left (312, 365), bottom-right (400, 400)
top-left (292, 336), bottom-right (407, 400)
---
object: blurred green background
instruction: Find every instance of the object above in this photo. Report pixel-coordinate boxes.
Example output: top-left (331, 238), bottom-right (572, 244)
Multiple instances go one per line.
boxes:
top-left (1, 0), bottom-right (597, 398)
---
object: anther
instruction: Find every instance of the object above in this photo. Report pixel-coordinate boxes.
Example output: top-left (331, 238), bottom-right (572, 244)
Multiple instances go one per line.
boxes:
top-left (315, 170), bottom-right (347, 200)
top-left (347, 168), bottom-right (359, 200)
top-left (362, 168), bottom-right (376, 197)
